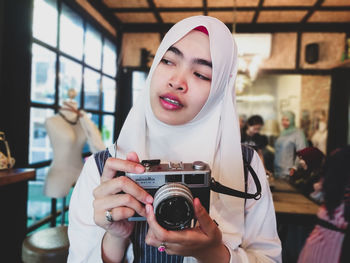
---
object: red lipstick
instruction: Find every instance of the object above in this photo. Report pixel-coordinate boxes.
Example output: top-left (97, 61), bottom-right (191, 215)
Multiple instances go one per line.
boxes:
top-left (159, 94), bottom-right (184, 110)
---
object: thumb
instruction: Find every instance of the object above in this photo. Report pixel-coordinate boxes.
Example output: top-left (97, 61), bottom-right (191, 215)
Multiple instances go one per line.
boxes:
top-left (194, 198), bottom-right (216, 235)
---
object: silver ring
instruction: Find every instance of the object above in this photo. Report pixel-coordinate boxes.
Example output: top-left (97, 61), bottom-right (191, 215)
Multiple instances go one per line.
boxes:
top-left (158, 242), bottom-right (166, 252)
top-left (105, 209), bottom-right (114, 223)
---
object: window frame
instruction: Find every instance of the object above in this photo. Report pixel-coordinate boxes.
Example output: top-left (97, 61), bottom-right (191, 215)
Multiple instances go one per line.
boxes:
top-left (27, 0), bottom-right (119, 232)
top-left (29, 0), bottom-right (118, 169)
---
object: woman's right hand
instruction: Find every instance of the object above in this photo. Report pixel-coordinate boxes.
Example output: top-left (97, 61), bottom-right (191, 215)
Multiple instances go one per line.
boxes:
top-left (92, 152), bottom-right (153, 239)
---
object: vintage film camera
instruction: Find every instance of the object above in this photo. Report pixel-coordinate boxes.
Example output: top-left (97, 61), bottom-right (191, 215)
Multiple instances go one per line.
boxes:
top-left (125, 159), bottom-right (211, 231)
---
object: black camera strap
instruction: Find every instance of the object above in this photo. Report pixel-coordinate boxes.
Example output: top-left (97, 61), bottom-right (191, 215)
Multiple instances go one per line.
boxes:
top-left (94, 146), bottom-right (262, 200)
top-left (210, 158), bottom-right (262, 200)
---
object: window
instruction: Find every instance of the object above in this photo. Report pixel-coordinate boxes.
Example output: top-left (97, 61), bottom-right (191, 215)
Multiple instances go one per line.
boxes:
top-left (132, 70), bottom-right (148, 105)
top-left (29, 0), bottom-right (117, 229)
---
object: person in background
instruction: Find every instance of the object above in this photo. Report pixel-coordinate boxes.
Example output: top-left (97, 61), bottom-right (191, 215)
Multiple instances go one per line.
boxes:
top-left (241, 115), bottom-right (268, 168)
top-left (298, 145), bottom-right (350, 263)
top-left (241, 115), bottom-right (265, 150)
top-left (311, 110), bottom-right (328, 155)
top-left (289, 146), bottom-right (325, 198)
top-left (274, 111), bottom-right (307, 179)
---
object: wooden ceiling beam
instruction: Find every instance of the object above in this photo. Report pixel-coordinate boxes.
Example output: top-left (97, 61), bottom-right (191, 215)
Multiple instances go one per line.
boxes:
top-left (252, 0), bottom-right (264, 23)
top-left (146, 0), bottom-right (163, 23)
top-left (87, 0), bottom-right (122, 28)
top-left (203, 0), bottom-right (208, 16)
top-left (108, 6), bottom-right (350, 13)
top-left (121, 22), bottom-right (350, 33)
top-left (301, 0), bottom-right (325, 23)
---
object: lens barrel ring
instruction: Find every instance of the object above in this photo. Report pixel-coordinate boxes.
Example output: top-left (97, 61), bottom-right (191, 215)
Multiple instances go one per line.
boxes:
top-left (153, 183), bottom-right (194, 230)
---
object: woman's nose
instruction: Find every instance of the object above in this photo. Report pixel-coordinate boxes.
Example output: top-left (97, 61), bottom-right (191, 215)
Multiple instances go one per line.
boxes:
top-left (168, 70), bottom-right (188, 92)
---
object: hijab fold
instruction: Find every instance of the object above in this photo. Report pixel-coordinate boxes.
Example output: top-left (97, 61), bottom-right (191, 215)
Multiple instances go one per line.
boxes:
top-left (115, 16), bottom-right (245, 233)
top-left (281, 111), bottom-right (297, 136)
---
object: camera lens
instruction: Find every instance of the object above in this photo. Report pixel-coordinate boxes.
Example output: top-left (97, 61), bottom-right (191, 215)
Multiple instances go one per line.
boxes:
top-left (153, 183), bottom-right (194, 231)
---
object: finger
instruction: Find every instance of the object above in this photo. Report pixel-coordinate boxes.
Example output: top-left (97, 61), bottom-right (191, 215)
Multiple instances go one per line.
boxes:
top-left (107, 207), bottom-right (138, 222)
top-left (126, 152), bottom-right (140, 163)
top-left (146, 204), bottom-right (203, 243)
top-left (95, 206), bottom-right (136, 224)
top-left (193, 198), bottom-right (217, 236)
top-left (145, 227), bottom-right (161, 248)
top-left (94, 176), bottom-right (153, 205)
top-left (101, 157), bottom-right (144, 183)
top-left (93, 193), bottom-right (147, 217)
top-left (145, 204), bottom-right (169, 241)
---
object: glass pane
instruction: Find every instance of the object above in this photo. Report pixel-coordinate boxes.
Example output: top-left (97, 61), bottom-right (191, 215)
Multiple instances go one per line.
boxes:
top-left (91, 113), bottom-right (100, 127)
top-left (102, 76), bottom-right (116, 112)
top-left (60, 4), bottom-right (84, 60)
top-left (59, 56), bottom-right (82, 107)
top-left (31, 44), bottom-right (56, 104)
top-left (102, 115), bottom-right (115, 147)
top-left (27, 179), bottom-right (51, 227)
top-left (84, 25), bottom-right (102, 69)
top-left (32, 0), bottom-right (57, 47)
top-left (29, 107), bottom-right (55, 164)
top-left (102, 39), bottom-right (117, 77)
top-left (84, 68), bottom-right (100, 110)
top-left (132, 71), bottom-right (148, 105)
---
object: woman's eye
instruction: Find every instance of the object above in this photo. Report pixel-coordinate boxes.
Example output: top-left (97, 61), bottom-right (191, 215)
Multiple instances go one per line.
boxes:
top-left (194, 72), bottom-right (211, 81)
top-left (161, 58), bottom-right (173, 65)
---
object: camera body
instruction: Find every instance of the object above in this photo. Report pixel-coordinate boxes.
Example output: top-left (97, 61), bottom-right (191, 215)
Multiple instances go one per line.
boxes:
top-left (125, 160), bottom-right (211, 230)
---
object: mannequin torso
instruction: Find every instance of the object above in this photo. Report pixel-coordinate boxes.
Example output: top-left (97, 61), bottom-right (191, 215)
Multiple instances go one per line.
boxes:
top-left (311, 121), bottom-right (328, 154)
top-left (44, 101), bottom-right (87, 198)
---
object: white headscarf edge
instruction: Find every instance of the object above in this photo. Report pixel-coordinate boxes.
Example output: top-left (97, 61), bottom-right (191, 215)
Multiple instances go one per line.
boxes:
top-left (116, 16), bottom-right (245, 217)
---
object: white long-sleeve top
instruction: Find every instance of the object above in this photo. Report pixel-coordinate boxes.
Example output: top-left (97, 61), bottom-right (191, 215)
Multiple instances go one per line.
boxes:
top-left (67, 149), bottom-right (281, 263)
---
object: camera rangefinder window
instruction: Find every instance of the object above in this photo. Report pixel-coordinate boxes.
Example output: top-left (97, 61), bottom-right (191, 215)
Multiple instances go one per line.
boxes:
top-left (165, 174), bottom-right (183, 183)
top-left (185, 174), bottom-right (205, 184)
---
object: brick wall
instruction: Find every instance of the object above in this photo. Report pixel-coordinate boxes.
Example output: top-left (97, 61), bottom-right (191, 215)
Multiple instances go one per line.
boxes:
top-left (300, 75), bottom-right (331, 139)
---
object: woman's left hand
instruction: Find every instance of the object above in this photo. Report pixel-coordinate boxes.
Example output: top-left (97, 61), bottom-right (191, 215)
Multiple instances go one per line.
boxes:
top-left (145, 198), bottom-right (230, 263)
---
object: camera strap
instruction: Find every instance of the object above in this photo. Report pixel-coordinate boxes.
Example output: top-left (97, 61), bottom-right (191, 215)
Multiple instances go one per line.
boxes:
top-left (94, 146), bottom-right (262, 200)
top-left (210, 156), bottom-right (262, 200)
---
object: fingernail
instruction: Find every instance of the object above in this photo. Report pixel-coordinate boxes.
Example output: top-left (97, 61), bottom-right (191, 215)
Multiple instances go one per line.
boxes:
top-left (136, 165), bottom-right (145, 173)
top-left (146, 195), bottom-right (153, 204)
top-left (146, 204), bottom-right (150, 214)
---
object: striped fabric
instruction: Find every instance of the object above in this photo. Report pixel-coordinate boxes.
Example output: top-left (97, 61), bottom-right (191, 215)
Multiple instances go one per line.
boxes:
top-left (297, 204), bottom-right (348, 263)
top-left (94, 149), bottom-right (183, 263)
top-left (130, 222), bottom-right (183, 263)
top-left (94, 149), bottom-right (111, 176)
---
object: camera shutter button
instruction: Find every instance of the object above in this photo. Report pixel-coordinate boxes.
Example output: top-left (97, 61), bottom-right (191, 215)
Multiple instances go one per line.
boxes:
top-left (192, 161), bottom-right (206, 170)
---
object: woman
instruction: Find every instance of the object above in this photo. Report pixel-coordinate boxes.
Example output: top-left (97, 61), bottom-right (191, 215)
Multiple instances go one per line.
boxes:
top-left (241, 115), bottom-right (268, 169)
top-left (67, 16), bottom-right (281, 263)
top-left (274, 111), bottom-right (307, 179)
top-left (298, 146), bottom-right (350, 263)
top-left (289, 146), bottom-right (325, 197)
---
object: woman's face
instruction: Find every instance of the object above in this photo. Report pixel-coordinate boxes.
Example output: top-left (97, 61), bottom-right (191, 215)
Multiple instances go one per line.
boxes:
top-left (281, 116), bottom-right (290, 129)
top-left (150, 30), bottom-right (212, 125)
top-left (247, 124), bottom-right (262, 136)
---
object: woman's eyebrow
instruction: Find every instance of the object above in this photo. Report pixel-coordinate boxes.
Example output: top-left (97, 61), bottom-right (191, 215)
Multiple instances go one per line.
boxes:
top-left (168, 46), bottom-right (183, 57)
top-left (167, 46), bottom-right (212, 68)
top-left (193, 58), bottom-right (212, 68)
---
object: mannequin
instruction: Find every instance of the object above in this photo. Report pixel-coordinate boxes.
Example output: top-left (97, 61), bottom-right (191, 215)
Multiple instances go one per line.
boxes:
top-left (44, 89), bottom-right (87, 198)
top-left (311, 120), bottom-right (328, 155)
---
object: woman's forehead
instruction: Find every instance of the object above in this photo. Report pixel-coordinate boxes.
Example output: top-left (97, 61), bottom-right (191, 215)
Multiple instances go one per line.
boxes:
top-left (167, 30), bottom-right (211, 60)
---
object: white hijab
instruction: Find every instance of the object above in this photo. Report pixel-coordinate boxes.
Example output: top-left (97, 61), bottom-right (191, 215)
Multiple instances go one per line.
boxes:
top-left (116, 16), bottom-right (244, 227)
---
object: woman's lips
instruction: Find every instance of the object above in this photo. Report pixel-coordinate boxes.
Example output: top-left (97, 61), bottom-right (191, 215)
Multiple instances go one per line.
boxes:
top-left (159, 94), bottom-right (184, 110)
